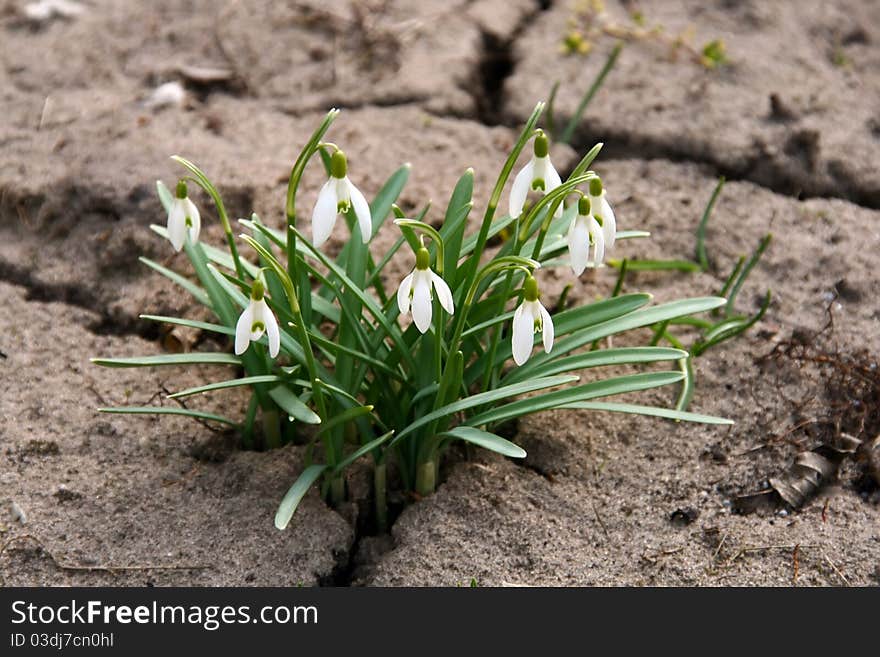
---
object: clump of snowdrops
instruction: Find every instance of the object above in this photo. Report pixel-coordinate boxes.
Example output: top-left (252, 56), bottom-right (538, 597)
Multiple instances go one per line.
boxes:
top-left (94, 102), bottom-right (731, 531)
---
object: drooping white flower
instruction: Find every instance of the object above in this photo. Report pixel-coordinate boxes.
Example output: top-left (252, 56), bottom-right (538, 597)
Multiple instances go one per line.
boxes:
top-left (587, 177), bottom-right (616, 250)
top-left (235, 279), bottom-right (280, 358)
top-left (566, 196), bottom-right (606, 276)
top-left (311, 149), bottom-right (372, 248)
top-left (512, 275), bottom-right (554, 366)
top-left (166, 181), bottom-right (201, 252)
top-left (509, 131), bottom-right (563, 220)
top-left (397, 247), bottom-right (454, 334)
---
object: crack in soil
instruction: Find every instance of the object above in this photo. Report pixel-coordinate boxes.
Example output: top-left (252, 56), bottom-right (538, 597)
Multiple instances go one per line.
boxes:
top-left (466, 0), bottom-right (553, 126)
top-left (0, 259), bottom-right (158, 339)
top-left (560, 126), bottom-right (880, 209)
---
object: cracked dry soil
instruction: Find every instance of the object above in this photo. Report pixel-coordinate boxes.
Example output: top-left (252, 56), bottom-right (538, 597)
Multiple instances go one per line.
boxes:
top-left (1, 0), bottom-right (879, 586)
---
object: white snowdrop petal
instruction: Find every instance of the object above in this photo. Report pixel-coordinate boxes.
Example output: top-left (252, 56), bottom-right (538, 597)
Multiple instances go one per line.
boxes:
top-left (184, 198), bottom-right (201, 244)
top-left (311, 179), bottom-right (339, 247)
top-left (567, 217), bottom-right (590, 276)
top-left (411, 272), bottom-right (433, 333)
top-left (431, 272), bottom-right (455, 315)
top-left (167, 199), bottom-right (187, 252)
top-left (545, 161), bottom-right (563, 217)
top-left (512, 303), bottom-right (535, 366)
top-left (589, 216), bottom-right (605, 266)
top-left (397, 271), bottom-right (415, 314)
top-left (264, 304), bottom-right (281, 358)
top-left (540, 303), bottom-right (555, 353)
top-left (509, 159), bottom-right (534, 219)
top-left (234, 303), bottom-right (254, 355)
top-left (348, 181), bottom-right (373, 243)
top-left (600, 196), bottom-right (616, 249)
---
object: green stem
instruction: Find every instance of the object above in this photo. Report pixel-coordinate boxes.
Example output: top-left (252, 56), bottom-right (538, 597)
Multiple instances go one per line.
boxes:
top-left (329, 474), bottom-right (345, 506)
top-left (374, 461), bottom-right (388, 534)
top-left (415, 460), bottom-right (437, 497)
top-left (262, 408), bottom-right (282, 449)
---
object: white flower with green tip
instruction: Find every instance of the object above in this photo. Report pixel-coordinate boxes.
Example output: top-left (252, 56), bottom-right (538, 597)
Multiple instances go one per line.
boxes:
top-left (512, 275), bottom-right (554, 366)
top-left (235, 279), bottom-right (280, 358)
top-left (311, 149), bottom-right (372, 247)
top-left (566, 195), bottom-right (606, 276)
top-left (509, 131), bottom-right (563, 220)
top-left (397, 246), bottom-right (454, 334)
top-left (587, 177), bottom-right (616, 250)
top-left (166, 181), bottom-right (201, 252)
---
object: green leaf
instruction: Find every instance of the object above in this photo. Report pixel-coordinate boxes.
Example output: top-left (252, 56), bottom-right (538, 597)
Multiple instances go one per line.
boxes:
top-left (269, 385), bottom-right (321, 424)
top-left (318, 405), bottom-right (374, 436)
top-left (91, 353), bottom-right (241, 368)
top-left (439, 426), bottom-right (526, 458)
top-left (504, 347), bottom-right (688, 384)
top-left (441, 169), bottom-right (475, 275)
top-left (167, 375), bottom-right (285, 399)
top-left (560, 401), bottom-right (732, 425)
top-left (608, 259), bottom-right (701, 273)
top-left (388, 375), bottom-right (578, 447)
top-left (140, 314), bottom-right (234, 336)
top-left (333, 430), bottom-right (396, 473)
top-left (275, 464), bottom-right (327, 530)
top-left (502, 297), bottom-right (726, 372)
top-left (615, 230), bottom-right (651, 240)
top-left (139, 257), bottom-right (211, 307)
top-left (465, 371), bottom-right (685, 427)
top-left (560, 42), bottom-right (623, 144)
top-left (156, 180), bottom-right (174, 213)
top-left (370, 164), bottom-right (411, 234)
top-left (695, 176), bottom-right (726, 271)
top-left (97, 406), bottom-right (238, 426)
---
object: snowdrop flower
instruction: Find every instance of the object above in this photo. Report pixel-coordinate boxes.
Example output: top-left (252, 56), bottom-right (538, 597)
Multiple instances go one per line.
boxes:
top-left (587, 177), bottom-right (616, 250)
top-left (166, 181), bottom-right (201, 252)
top-left (311, 149), bottom-right (372, 248)
top-left (512, 275), bottom-right (554, 366)
top-left (566, 196), bottom-right (606, 276)
top-left (509, 130), bottom-right (563, 220)
top-left (235, 279), bottom-right (280, 358)
top-left (397, 247), bottom-right (454, 334)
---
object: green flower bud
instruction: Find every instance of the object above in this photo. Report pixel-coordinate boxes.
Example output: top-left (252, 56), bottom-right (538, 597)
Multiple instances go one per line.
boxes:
top-left (330, 150), bottom-right (348, 179)
top-left (533, 132), bottom-right (549, 158)
top-left (415, 247), bottom-right (430, 271)
top-left (251, 278), bottom-right (265, 301)
top-left (589, 177), bottom-right (603, 197)
top-left (578, 196), bottom-right (591, 216)
top-left (523, 275), bottom-right (539, 302)
top-left (175, 180), bottom-right (188, 199)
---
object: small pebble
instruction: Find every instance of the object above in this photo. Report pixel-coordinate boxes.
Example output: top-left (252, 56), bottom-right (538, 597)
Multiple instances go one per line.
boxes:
top-left (10, 501), bottom-right (27, 524)
top-left (144, 81), bottom-right (186, 110)
top-left (24, 0), bottom-right (84, 22)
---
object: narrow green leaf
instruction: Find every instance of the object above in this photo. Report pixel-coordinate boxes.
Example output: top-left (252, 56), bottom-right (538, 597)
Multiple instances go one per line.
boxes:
top-left (439, 426), bottom-right (526, 458)
top-left (560, 401), bottom-right (732, 425)
top-left (560, 41), bottom-right (623, 144)
top-left (140, 314), bottom-right (233, 336)
top-left (269, 385), bottom-right (321, 424)
top-left (608, 258), bottom-right (701, 273)
top-left (333, 430), bottom-right (395, 473)
top-left (388, 375), bottom-right (578, 447)
top-left (168, 375), bottom-right (285, 399)
top-left (156, 180), bottom-right (174, 213)
top-left (466, 371), bottom-right (685, 427)
top-left (97, 406), bottom-right (238, 426)
top-left (92, 353), bottom-right (241, 368)
top-left (504, 347), bottom-right (688, 384)
top-left (695, 176), bottom-right (726, 271)
top-left (139, 257), bottom-right (211, 307)
top-left (370, 164), bottom-right (411, 234)
top-left (318, 405), bottom-right (374, 436)
top-left (275, 464), bottom-right (327, 530)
